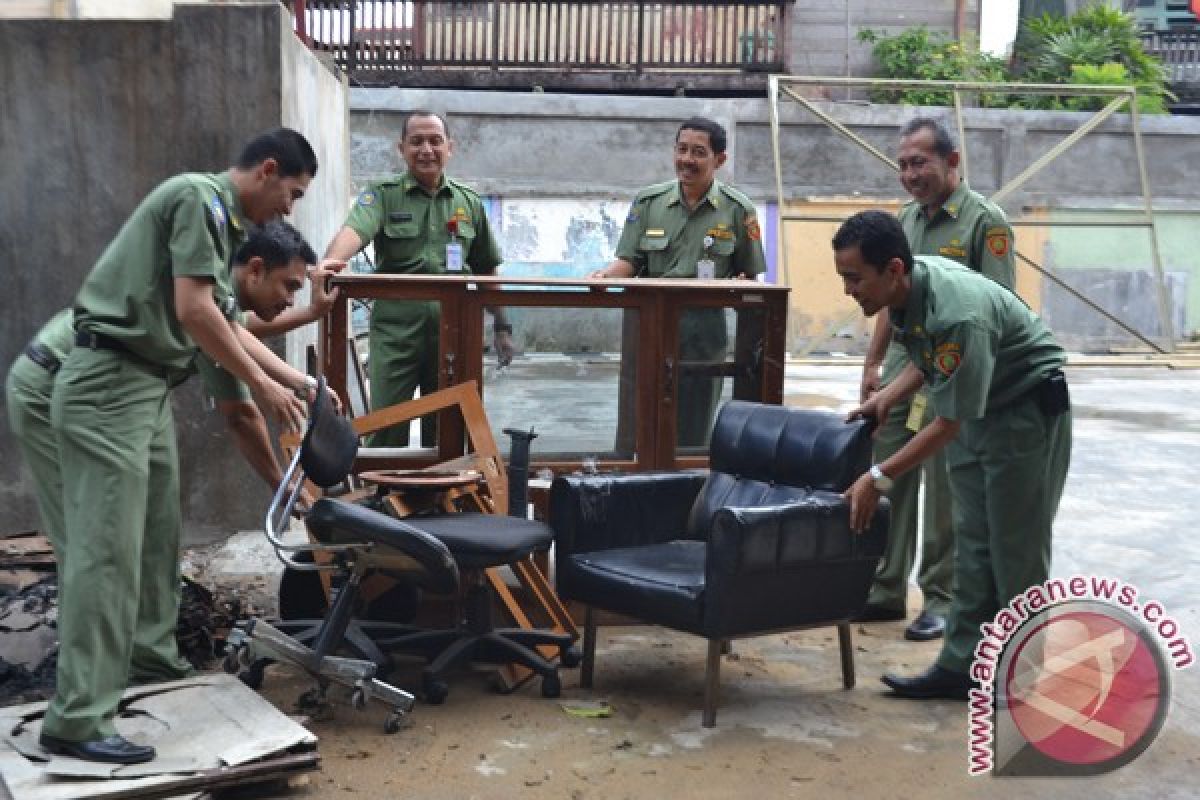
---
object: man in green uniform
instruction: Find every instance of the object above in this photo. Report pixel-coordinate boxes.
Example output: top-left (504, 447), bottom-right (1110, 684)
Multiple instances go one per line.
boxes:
top-left (856, 117), bottom-right (1016, 642)
top-left (835, 210), bottom-right (1071, 700)
top-left (594, 117), bottom-right (767, 447)
top-left (41, 130), bottom-right (320, 764)
top-left (324, 111), bottom-right (511, 447)
top-left (6, 233), bottom-right (331, 569)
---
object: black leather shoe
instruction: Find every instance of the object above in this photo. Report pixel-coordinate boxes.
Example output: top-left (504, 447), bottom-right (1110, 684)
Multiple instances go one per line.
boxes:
top-left (881, 665), bottom-right (975, 700)
top-left (904, 610), bottom-right (946, 641)
top-left (39, 733), bottom-right (156, 764)
top-left (853, 603), bottom-right (906, 623)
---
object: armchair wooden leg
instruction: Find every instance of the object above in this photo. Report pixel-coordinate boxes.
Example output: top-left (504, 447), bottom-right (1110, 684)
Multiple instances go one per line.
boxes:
top-left (581, 607), bottom-right (596, 689)
top-left (703, 638), bottom-right (722, 728)
top-left (837, 622), bottom-right (855, 689)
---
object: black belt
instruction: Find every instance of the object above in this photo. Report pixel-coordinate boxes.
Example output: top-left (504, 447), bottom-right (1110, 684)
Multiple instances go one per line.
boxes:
top-left (24, 341), bottom-right (61, 375)
top-left (74, 330), bottom-right (180, 384)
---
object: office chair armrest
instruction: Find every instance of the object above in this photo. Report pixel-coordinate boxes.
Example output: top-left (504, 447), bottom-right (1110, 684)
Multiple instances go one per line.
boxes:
top-left (550, 471), bottom-right (708, 556)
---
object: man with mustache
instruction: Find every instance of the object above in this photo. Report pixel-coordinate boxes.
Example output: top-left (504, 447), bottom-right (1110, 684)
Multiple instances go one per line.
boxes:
top-left (594, 116), bottom-right (766, 447)
top-left (856, 117), bottom-right (1016, 642)
top-left (38, 130), bottom-right (319, 764)
top-left (836, 210), bottom-right (1070, 700)
top-left (324, 110), bottom-right (511, 447)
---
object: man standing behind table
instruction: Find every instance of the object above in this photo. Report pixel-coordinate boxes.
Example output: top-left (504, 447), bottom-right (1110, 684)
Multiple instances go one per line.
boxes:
top-left (40, 129), bottom-right (320, 765)
top-left (323, 110), bottom-right (512, 447)
top-left (835, 210), bottom-right (1071, 700)
top-left (856, 117), bottom-right (1016, 642)
top-left (592, 116), bottom-right (766, 447)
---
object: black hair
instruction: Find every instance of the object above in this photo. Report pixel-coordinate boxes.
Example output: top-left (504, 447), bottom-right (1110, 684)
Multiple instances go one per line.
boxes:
top-left (236, 128), bottom-right (318, 179)
top-left (831, 211), bottom-right (914, 274)
top-left (401, 110), bottom-right (450, 140)
top-left (899, 117), bottom-right (957, 158)
top-left (677, 116), bottom-right (727, 154)
top-left (234, 220), bottom-right (317, 270)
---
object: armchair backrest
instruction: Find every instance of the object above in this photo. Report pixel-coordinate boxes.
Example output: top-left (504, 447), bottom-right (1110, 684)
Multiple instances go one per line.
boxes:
top-left (686, 401), bottom-right (873, 539)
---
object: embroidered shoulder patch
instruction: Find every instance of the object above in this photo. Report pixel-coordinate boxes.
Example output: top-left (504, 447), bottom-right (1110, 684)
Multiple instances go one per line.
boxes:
top-left (987, 231), bottom-right (1009, 258)
top-left (745, 216), bottom-right (761, 242)
top-left (934, 342), bottom-right (962, 376)
top-left (358, 190), bottom-right (377, 207)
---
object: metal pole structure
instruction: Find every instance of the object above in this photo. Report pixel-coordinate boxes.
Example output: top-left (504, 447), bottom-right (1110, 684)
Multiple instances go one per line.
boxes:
top-left (952, 89), bottom-right (969, 187)
top-left (1129, 92), bottom-right (1177, 352)
top-left (767, 75), bottom-right (790, 289)
top-left (779, 84), bottom-right (897, 171)
top-left (766, 75), bottom-right (1173, 355)
top-left (989, 93), bottom-right (1129, 207)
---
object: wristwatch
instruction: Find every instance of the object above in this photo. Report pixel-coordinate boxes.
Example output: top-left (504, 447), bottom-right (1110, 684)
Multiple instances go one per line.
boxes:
top-left (869, 464), bottom-right (894, 492)
top-left (494, 323), bottom-right (513, 335)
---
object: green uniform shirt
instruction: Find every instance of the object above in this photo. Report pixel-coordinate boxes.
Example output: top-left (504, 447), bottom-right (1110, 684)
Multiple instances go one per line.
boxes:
top-left (614, 179), bottom-right (766, 279)
top-left (891, 256), bottom-right (1065, 422)
top-left (898, 181), bottom-right (1015, 290)
top-left (344, 173), bottom-right (501, 275)
top-left (73, 171), bottom-right (246, 371)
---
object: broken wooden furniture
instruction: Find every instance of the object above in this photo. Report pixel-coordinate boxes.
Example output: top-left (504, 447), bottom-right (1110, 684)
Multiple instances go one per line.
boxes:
top-left (225, 379), bottom-right (454, 734)
top-left (549, 401), bottom-right (890, 727)
top-left (318, 273), bottom-right (789, 474)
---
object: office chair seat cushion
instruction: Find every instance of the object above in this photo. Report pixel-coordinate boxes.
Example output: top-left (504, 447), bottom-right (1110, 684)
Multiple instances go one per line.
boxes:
top-left (407, 512), bottom-right (554, 569)
top-left (565, 540), bottom-right (706, 632)
top-left (306, 498), bottom-right (459, 594)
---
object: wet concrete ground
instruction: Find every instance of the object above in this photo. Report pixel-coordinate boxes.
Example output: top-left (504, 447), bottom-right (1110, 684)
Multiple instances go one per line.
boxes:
top-left (205, 362), bottom-right (1200, 798)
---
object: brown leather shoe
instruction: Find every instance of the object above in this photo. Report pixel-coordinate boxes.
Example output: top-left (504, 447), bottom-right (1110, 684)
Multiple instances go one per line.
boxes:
top-left (39, 733), bottom-right (156, 764)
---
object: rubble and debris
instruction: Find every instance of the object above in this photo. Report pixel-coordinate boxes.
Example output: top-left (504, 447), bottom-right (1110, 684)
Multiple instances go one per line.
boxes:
top-left (0, 578), bottom-right (59, 706)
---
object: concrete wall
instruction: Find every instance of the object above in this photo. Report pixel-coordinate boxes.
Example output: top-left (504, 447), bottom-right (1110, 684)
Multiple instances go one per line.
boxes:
top-left (788, 0), bottom-right (981, 83)
top-left (0, 2), bottom-right (349, 542)
top-left (348, 88), bottom-right (1200, 350)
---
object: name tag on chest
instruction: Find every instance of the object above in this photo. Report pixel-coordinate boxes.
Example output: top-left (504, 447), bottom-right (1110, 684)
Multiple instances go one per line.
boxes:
top-left (388, 211), bottom-right (414, 223)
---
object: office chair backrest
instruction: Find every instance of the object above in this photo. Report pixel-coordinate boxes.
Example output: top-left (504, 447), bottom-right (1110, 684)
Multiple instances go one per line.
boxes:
top-left (300, 379), bottom-right (359, 488)
top-left (686, 402), bottom-right (873, 539)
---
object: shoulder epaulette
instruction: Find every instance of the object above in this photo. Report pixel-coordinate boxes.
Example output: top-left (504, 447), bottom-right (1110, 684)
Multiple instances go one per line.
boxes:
top-left (634, 181), bottom-right (675, 203)
top-left (717, 183), bottom-right (757, 213)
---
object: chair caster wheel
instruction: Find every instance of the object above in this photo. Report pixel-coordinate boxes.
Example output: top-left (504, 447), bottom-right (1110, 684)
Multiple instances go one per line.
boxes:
top-left (560, 645), bottom-right (583, 668)
top-left (238, 661), bottom-right (266, 690)
top-left (422, 674), bottom-right (449, 705)
top-left (297, 687), bottom-right (326, 709)
top-left (384, 711), bottom-right (405, 734)
top-left (222, 650), bottom-right (242, 675)
top-left (540, 671), bottom-right (562, 698)
top-left (351, 688), bottom-right (368, 711)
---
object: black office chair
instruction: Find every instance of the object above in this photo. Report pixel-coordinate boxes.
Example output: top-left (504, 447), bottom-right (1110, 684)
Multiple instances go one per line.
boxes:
top-left (228, 380), bottom-right (576, 714)
top-left (224, 379), bottom-right (459, 733)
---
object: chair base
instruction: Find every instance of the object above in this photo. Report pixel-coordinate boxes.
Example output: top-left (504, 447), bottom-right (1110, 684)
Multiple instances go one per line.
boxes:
top-left (579, 608), bottom-right (857, 728)
top-left (376, 580), bottom-right (574, 703)
top-left (224, 618), bottom-right (414, 735)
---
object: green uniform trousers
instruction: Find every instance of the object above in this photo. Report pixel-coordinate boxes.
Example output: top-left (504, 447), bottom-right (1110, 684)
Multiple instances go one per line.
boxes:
top-left (6, 354), bottom-right (67, 560)
top-left (677, 308), bottom-right (728, 449)
top-left (866, 345), bottom-right (955, 616)
top-left (936, 399), bottom-right (1072, 673)
top-left (43, 347), bottom-right (191, 742)
top-left (368, 300), bottom-right (440, 448)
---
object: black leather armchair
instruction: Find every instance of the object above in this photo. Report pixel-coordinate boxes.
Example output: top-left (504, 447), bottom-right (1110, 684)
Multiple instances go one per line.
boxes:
top-left (550, 401), bottom-right (889, 726)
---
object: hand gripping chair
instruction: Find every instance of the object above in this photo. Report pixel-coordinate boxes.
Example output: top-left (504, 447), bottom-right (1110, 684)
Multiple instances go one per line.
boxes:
top-left (224, 379), bottom-right (460, 733)
top-left (549, 401), bottom-right (890, 727)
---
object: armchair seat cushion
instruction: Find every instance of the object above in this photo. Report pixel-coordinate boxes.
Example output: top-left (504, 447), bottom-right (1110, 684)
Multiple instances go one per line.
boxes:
top-left (567, 541), bottom-right (706, 633)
